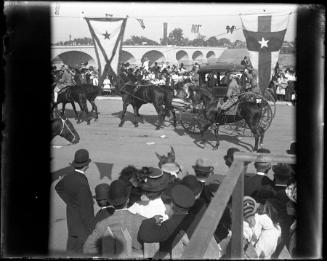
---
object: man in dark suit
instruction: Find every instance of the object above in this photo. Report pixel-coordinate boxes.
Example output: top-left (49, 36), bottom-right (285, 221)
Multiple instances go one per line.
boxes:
top-left (244, 150), bottom-right (275, 205)
top-left (55, 149), bottom-right (95, 255)
top-left (137, 184), bottom-right (195, 254)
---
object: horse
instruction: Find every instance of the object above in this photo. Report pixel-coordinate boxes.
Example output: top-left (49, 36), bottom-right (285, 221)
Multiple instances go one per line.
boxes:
top-left (190, 87), bottom-right (265, 151)
top-left (116, 74), bottom-right (177, 130)
top-left (51, 85), bottom-right (91, 125)
top-left (51, 116), bottom-right (80, 144)
top-left (77, 83), bottom-right (102, 121)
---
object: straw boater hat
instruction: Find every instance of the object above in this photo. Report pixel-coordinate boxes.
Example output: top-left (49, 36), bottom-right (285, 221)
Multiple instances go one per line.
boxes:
top-left (161, 163), bottom-right (181, 178)
top-left (71, 149), bottom-right (91, 168)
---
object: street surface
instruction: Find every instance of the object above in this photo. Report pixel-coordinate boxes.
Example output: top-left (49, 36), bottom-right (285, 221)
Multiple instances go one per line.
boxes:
top-left (49, 97), bottom-right (295, 254)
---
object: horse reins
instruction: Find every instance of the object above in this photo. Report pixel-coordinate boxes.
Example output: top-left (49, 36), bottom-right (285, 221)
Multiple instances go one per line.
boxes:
top-left (55, 112), bottom-right (78, 143)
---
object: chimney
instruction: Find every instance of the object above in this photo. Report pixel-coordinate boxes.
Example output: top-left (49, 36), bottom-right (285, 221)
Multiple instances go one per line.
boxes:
top-left (163, 22), bottom-right (168, 45)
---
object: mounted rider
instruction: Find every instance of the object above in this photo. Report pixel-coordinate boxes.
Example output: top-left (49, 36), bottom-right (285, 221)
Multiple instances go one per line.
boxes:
top-left (54, 64), bottom-right (76, 103)
top-left (216, 72), bottom-right (241, 113)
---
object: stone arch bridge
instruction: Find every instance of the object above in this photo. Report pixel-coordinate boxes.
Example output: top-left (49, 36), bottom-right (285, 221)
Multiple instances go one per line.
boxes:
top-left (51, 45), bottom-right (226, 69)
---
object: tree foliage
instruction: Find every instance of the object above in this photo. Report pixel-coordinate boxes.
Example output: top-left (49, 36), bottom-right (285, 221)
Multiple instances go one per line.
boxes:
top-left (123, 35), bottom-right (159, 45)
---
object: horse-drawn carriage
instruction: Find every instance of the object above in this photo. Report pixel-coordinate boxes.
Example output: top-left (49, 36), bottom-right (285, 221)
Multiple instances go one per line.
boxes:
top-left (171, 62), bottom-right (276, 151)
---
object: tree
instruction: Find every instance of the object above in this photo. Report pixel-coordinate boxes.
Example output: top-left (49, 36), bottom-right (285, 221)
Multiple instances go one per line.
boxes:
top-left (191, 34), bottom-right (206, 46)
top-left (123, 36), bottom-right (159, 45)
top-left (206, 36), bottom-right (219, 47)
top-left (167, 28), bottom-right (184, 45)
top-left (217, 38), bottom-right (231, 47)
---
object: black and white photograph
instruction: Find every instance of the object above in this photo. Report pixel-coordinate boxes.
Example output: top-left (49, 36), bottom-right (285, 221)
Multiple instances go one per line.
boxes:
top-left (2, 1), bottom-right (324, 259)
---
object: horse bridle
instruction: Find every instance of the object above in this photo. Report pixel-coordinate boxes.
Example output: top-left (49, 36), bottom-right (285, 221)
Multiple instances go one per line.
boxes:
top-left (57, 115), bottom-right (78, 143)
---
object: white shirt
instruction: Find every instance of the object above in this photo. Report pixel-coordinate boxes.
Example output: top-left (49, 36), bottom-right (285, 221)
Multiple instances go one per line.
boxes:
top-left (75, 169), bottom-right (86, 175)
top-left (243, 214), bottom-right (281, 258)
top-left (128, 197), bottom-right (168, 221)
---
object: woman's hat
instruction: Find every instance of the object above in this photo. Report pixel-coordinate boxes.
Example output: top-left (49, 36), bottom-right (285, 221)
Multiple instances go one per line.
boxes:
top-left (182, 175), bottom-right (203, 196)
top-left (71, 149), bottom-right (91, 168)
top-left (142, 170), bottom-right (170, 193)
top-left (94, 183), bottom-right (110, 201)
top-left (243, 196), bottom-right (259, 219)
top-left (161, 163), bottom-right (181, 178)
top-left (108, 180), bottom-right (130, 207)
top-left (171, 184), bottom-right (195, 209)
top-left (224, 147), bottom-right (240, 161)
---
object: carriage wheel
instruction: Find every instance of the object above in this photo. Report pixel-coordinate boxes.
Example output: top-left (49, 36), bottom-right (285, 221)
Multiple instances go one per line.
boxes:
top-left (259, 101), bottom-right (273, 131)
top-left (178, 108), bottom-right (202, 134)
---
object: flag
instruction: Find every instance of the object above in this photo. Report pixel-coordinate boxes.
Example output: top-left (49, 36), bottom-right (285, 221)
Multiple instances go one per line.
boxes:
top-left (84, 17), bottom-right (127, 84)
top-left (191, 24), bottom-right (201, 34)
top-left (94, 162), bottom-right (113, 180)
top-left (137, 18), bottom-right (145, 29)
top-left (240, 13), bottom-right (290, 94)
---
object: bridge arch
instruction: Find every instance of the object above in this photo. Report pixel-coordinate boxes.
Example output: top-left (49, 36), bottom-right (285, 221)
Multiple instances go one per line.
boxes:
top-left (52, 51), bottom-right (96, 68)
top-left (206, 51), bottom-right (216, 59)
top-left (176, 50), bottom-right (189, 62)
top-left (141, 50), bottom-right (166, 66)
top-left (192, 51), bottom-right (204, 62)
top-left (120, 50), bottom-right (136, 65)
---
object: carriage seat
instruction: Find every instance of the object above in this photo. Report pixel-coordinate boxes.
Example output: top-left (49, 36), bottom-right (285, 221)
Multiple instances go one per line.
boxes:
top-left (213, 86), bottom-right (229, 98)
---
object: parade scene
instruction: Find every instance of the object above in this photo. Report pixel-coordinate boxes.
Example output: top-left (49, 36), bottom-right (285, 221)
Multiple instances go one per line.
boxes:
top-left (50, 2), bottom-right (297, 259)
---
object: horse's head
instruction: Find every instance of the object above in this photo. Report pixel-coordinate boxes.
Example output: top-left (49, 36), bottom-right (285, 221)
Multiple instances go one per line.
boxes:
top-left (59, 118), bottom-right (80, 144)
top-left (155, 146), bottom-right (176, 168)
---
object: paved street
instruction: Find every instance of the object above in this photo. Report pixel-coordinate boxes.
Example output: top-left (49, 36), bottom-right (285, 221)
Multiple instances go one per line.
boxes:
top-left (49, 98), bottom-right (295, 254)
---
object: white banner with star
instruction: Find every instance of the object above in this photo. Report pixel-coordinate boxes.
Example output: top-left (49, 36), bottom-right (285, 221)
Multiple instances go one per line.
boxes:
top-left (85, 17), bottom-right (127, 84)
top-left (240, 13), bottom-right (290, 93)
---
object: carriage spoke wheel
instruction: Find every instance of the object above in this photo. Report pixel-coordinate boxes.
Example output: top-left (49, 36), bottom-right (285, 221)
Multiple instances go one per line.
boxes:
top-left (179, 108), bottom-right (202, 134)
top-left (259, 102), bottom-right (273, 131)
top-left (263, 89), bottom-right (276, 118)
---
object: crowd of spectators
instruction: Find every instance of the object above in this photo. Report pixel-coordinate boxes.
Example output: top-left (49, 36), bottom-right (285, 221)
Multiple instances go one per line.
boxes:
top-left (55, 142), bottom-right (297, 258)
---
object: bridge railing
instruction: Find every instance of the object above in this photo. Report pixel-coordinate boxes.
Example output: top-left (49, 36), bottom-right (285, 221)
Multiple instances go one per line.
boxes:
top-left (181, 152), bottom-right (296, 259)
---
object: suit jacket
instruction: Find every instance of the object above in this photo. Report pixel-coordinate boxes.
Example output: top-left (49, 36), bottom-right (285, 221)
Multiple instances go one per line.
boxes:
top-left (244, 173), bottom-right (275, 204)
top-left (94, 207), bottom-right (115, 225)
top-left (83, 209), bottom-right (145, 255)
top-left (55, 170), bottom-right (95, 242)
top-left (138, 213), bottom-right (189, 253)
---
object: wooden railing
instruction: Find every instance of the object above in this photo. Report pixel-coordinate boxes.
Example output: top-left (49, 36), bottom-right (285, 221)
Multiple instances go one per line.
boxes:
top-left (181, 152), bottom-right (296, 259)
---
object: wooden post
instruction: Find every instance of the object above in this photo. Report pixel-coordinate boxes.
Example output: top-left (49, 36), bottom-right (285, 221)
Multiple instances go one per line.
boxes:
top-left (230, 160), bottom-right (244, 258)
top-left (143, 243), bottom-right (160, 258)
top-left (181, 161), bottom-right (244, 258)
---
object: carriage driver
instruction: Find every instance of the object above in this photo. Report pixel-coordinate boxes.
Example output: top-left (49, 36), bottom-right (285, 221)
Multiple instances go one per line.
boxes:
top-left (216, 72), bottom-right (241, 113)
top-left (54, 64), bottom-right (76, 103)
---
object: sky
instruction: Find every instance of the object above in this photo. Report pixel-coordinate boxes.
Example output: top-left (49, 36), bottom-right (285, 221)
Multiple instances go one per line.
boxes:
top-left (50, 2), bottom-right (298, 44)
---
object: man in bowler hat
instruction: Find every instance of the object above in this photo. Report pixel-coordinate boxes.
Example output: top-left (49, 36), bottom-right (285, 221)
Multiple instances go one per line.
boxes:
top-left (55, 149), bottom-right (95, 255)
top-left (83, 180), bottom-right (145, 256)
top-left (93, 183), bottom-right (115, 225)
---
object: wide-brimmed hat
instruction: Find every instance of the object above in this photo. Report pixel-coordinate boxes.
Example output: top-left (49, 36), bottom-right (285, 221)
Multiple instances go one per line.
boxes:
top-left (243, 196), bottom-right (259, 219)
top-left (142, 168), bottom-right (170, 193)
top-left (161, 163), bottom-right (181, 177)
top-left (108, 180), bottom-right (130, 207)
top-left (272, 163), bottom-right (293, 183)
top-left (71, 149), bottom-right (91, 168)
top-left (287, 142), bottom-right (296, 154)
top-left (193, 158), bottom-right (214, 173)
top-left (182, 175), bottom-right (203, 196)
top-left (94, 183), bottom-right (110, 201)
top-left (171, 184), bottom-right (195, 209)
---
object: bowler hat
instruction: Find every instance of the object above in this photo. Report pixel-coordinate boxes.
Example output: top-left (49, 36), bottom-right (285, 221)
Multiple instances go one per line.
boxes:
top-left (272, 163), bottom-right (293, 183)
top-left (71, 149), bottom-right (91, 168)
top-left (94, 183), bottom-right (110, 201)
top-left (171, 184), bottom-right (195, 209)
top-left (287, 142), bottom-right (296, 154)
top-left (108, 180), bottom-right (130, 207)
top-left (224, 147), bottom-right (240, 161)
top-left (182, 175), bottom-right (203, 196)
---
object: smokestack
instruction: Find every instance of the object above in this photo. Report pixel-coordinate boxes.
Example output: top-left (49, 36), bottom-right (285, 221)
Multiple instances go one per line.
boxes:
top-left (163, 22), bottom-right (167, 45)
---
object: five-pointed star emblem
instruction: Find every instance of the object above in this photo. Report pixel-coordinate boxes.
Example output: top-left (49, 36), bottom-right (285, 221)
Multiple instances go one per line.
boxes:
top-left (102, 31), bottom-right (110, 39)
top-left (258, 37), bottom-right (269, 48)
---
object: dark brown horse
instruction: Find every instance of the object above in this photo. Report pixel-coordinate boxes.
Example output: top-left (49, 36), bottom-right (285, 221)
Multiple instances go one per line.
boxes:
top-left (117, 73), bottom-right (176, 129)
top-left (190, 88), bottom-right (265, 151)
top-left (51, 115), bottom-right (80, 144)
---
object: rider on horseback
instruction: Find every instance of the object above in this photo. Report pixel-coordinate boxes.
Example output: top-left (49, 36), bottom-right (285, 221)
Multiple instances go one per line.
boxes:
top-left (216, 72), bottom-right (241, 113)
top-left (54, 64), bottom-right (76, 103)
